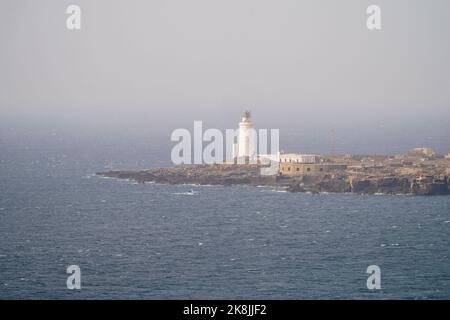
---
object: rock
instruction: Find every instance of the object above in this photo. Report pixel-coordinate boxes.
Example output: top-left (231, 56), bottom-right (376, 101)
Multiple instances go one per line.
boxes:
top-left (96, 164), bottom-right (450, 196)
top-left (350, 179), bottom-right (376, 194)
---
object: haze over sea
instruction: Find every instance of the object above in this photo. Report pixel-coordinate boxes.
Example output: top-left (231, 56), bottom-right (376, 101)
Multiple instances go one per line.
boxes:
top-left (0, 130), bottom-right (449, 299)
top-left (2, 0), bottom-right (450, 299)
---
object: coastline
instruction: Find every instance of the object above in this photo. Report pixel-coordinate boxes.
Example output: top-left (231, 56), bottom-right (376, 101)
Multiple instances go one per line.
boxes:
top-left (97, 164), bottom-right (450, 196)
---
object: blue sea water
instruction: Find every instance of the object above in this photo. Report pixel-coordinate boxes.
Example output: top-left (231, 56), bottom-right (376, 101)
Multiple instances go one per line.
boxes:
top-left (0, 136), bottom-right (449, 299)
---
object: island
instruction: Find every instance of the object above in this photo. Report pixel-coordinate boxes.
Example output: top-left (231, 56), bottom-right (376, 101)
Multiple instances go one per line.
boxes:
top-left (97, 151), bottom-right (450, 196)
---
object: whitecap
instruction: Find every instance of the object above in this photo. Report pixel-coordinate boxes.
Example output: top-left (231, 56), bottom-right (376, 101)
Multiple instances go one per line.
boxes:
top-left (260, 188), bottom-right (288, 193)
top-left (173, 192), bottom-right (198, 196)
top-left (264, 189), bottom-right (287, 193)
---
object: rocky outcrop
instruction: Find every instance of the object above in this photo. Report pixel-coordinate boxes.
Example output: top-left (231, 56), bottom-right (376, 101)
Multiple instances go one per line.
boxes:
top-left (411, 179), bottom-right (449, 195)
top-left (348, 177), bottom-right (411, 194)
top-left (98, 164), bottom-right (276, 187)
top-left (287, 176), bottom-right (351, 193)
top-left (350, 179), bottom-right (374, 194)
top-left (97, 165), bottom-right (449, 196)
top-left (376, 177), bottom-right (411, 194)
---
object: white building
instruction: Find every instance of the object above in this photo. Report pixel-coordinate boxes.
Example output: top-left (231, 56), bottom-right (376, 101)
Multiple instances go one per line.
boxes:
top-left (279, 153), bottom-right (320, 164)
top-left (231, 111), bottom-right (320, 167)
top-left (232, 111), bottom-right (257, 162)
top-left (258, 153), bottom-right (321, 166)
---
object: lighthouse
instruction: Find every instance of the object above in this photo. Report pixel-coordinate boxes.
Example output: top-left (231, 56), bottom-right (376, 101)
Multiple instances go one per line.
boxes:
top-left (237, 111), bottom-right (256, 162)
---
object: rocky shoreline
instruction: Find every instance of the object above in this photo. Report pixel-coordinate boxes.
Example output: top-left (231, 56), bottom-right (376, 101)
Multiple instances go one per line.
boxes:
top-left (97, 164), bottom-right (450, 196)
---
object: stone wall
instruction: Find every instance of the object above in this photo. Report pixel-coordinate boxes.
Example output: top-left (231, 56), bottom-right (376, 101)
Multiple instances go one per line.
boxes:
top-left (279, 163), bottom-right (348, 176)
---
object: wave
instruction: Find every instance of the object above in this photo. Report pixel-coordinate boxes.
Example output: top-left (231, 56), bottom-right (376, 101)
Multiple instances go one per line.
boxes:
top-left (260, 189), bottom-right (288, 193)
top-left (172, 191), bottom-right (199, 196)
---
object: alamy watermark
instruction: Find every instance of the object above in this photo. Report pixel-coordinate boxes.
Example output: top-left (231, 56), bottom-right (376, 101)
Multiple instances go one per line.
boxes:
top-left (366, 5), bottom-right (381, 30)
top-left (366, 265), bottom-right (381, 290)
top-left (65, 4), bottom-right (381, 31)
top-left (66, 5), bottom-right (81, 30)
top-left (66, 265), bottom-right (81, 290)
top-left (170, 120), bottom-right (280, 176)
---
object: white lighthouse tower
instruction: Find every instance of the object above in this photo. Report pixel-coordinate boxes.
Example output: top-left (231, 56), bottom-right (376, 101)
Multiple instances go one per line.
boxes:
top-left (237, 110), bottom-right (256, 162)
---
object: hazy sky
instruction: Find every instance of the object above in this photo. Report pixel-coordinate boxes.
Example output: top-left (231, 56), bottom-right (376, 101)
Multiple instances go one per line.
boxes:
top-left (1, 0), bottom-right (449, 154)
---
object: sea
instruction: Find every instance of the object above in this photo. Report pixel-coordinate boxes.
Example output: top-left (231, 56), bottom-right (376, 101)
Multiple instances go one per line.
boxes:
top-left (0, 134), bottom-right (449, 299)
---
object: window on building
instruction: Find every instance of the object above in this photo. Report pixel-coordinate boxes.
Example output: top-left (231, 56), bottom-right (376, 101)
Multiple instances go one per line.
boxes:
top-left (307, 167), bottom-right (311, 172)
top-left (320, 168), bottom-right (323, 172)
top-left (296, 168), bottom-right (299, 171)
